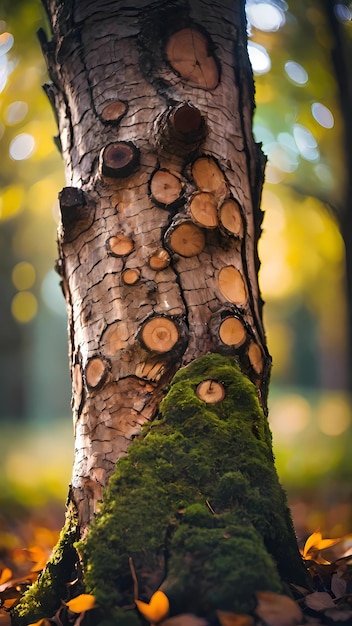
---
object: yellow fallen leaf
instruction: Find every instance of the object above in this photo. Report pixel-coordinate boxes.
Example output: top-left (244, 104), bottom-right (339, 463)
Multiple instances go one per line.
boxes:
top-left (302, 530), bottom-right (343, 561)
top-left (302, 530), bottom-right (322, 559)
top-left (66, 593), bottom-right (97, 613)
top-left (255, 592), bottom-right (302, 626)
top-left (135, 590), bottom-right (169, 623)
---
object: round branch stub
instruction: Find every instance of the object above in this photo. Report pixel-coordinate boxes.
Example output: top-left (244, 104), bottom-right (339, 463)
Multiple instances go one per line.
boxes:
top-left (150, 169), bottom-right (183, 207)
top-left (196, 380), bottom-right (225, 403)
top-left (85, 357), bottom-right (109, 389)
top-left (141, 317), bottom-right (179, 353)
top-left (101, 100), bottom-right (127, 123)
top-left (218, 266), bottom-right (247, 306)
top-left (189, 192), bottom-right (218, 228)
top-left (149, 248), bottom-right (171, 271)
top-left (108, 234), bottom-right (134, 256)
top-left (219, 317), bottom-right (247, 347)
top-left (167, 222), bottom-right (205, 257)
top-left (100, 141), bottom-right (139, 178)
top-left (165, 28), bottom-right (219, 90)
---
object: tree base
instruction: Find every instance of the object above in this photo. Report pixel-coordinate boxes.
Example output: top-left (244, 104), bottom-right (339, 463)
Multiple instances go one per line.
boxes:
top-left (11, 355), bottom-right (308, 625)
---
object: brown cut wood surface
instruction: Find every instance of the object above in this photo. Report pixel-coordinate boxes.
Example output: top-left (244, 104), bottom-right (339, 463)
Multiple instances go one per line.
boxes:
top-left (196, 379), bottom-right (225, 403)
top-left (85, 357), bottom-right (108, 389)
top-left (219, 199), bottom-right (243, 236)
top-left (248, 342), bottom-right (264, 374)
top-left (101, 322), bottom-right (130, 355)
top-left (101, 141), bottom-right (139, 178)
top-left (192, 157), bottom-right (226, 194)
top-left (189, 192), bottom-right (218, 228)
top-left (108, 234), bottom-right (134, 256)
top-left (165, 28), bottom-right (219, 89)
top-left (218, 266), bottom-right (248, 305)
top-left (168, 222), bottom-right (206, 257)
top-left (149, 248), bottom-right (171, 270)
top-left (141, 317), bottom-right (179, 353)
top-left (101, 100), bottom-right (127, 123)
top-left (150, 169), bottom-right (182, 206)
top-left (122, 268), bottom-right (140, 285)
top-left (219, 317), bottom-right (247, 347)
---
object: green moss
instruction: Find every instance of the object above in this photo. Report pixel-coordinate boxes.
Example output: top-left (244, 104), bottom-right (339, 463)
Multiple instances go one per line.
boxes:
top-left (80, 354), bottom-right (308, 621)
top-left (11, 504), bottom-right (80, 626)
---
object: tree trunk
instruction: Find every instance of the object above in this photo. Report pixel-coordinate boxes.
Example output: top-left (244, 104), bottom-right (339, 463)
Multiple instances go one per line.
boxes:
top-left (12, 1), bottom-right (308, 624)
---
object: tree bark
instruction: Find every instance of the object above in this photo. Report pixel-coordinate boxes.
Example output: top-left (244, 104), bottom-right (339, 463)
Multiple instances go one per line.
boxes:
top-left (12, 1), bottom-right (308, 624)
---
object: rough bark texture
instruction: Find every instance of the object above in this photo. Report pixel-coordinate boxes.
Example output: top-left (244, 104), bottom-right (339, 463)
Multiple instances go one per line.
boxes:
top-left (11, 1), bottom-right (308, 624)
top-left (39, 0), bottom-right (269, 533)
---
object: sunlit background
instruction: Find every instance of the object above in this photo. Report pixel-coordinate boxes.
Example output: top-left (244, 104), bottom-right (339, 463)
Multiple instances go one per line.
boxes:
top-left (0, 0), bottom-right (351, 549)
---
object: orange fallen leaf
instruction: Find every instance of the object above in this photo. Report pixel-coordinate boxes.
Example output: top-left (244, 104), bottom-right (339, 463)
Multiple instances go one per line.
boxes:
top-left (302, 531), bottom-right (342, 561)
top-left (135, 590), bottom-right (169, 623)
top-left (217, 610), bottom-right (253, 626)
top-left (0, 569), bottom-right (12, 586)
top-left (28, 619), bottom-right (52, 626)
top-left (255, 591), bottom-right (302, 626)
top-left (66, 593), bottom-right (97, 613)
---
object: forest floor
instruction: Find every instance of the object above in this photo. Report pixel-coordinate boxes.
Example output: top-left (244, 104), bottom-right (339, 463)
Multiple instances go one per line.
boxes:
top-left (1, 502), bottom-right (352, 626)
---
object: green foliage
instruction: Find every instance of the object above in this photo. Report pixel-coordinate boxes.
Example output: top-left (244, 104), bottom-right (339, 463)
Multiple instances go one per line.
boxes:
top-left (79, 355), bottom-right (307, 621)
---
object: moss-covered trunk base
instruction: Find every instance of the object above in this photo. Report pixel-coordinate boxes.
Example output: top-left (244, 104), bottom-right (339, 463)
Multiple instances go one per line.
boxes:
top-left (11, 355), bottom-right (308, 625)
top-left (11, 504), bottom-right (80, 626)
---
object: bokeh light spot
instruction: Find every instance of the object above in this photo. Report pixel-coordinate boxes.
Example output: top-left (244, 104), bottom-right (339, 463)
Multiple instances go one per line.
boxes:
top-left (11, 291), bottom-right (38, 323)
top-left (12, 261), bottom-right (36, 291)
top-left (293, 123), bottom-right (319, 162)
top-left (334, 3), bottom-right (351, 21)
top-left (5, 101), bottom-right (28, 125)
top-left (0, 32), bottom-right (14, 56)
top-left (311, 102), bottom-right (334, 129)
top-left (267, 141), bottom-right (299, 172)
top-left (0, 59), bottom-right (8, 92)
top-left (0, 184), bottom-right (24, 220)
top-left (9, 133), bottom-right (35, 160)
top-left (318, 397), bottom-right (351, 436)
top-left (284, 60), bottom-right (308, 85)
top-left (246, 2), bottom-right (286, 32)
top-left (269, 395), bottom-right (311, 437)
top-left (247, 42), bottom-right (271, 74)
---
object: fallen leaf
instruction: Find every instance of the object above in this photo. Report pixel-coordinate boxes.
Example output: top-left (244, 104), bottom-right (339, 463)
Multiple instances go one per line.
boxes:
top-left (331, 572), bottom-right (347, 599)
top-left (255, 592), bottom-right (302, 626)
top-left (304, 591), bottom-right (335, 611)
top-left (302, 531), bottom-right (323, 559)
top-left (66, 593), bottom-right (97, 613)
top-left (28, 619), bottom-right (52, 626)
top-left (325, 607), bottom-right (352, 622)
top-left (302, 531), bottom-right (343, 561)
top-left (0, 569), bottom-right (12, 586)
top-left (161, 615), bottom-right (207, 626)
top-left (0, 609), bottom-right (12, 626)
top-left (135, 590), bottom-right (169, 623)
top-left (217, 610), bottom-right (253, 626)
top-left (3, 598), bottom-right (18, 609)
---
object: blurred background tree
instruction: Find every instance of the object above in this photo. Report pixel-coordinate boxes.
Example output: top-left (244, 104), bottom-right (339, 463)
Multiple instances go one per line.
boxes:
top-left (0, 0), bottom-right (351, 542)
